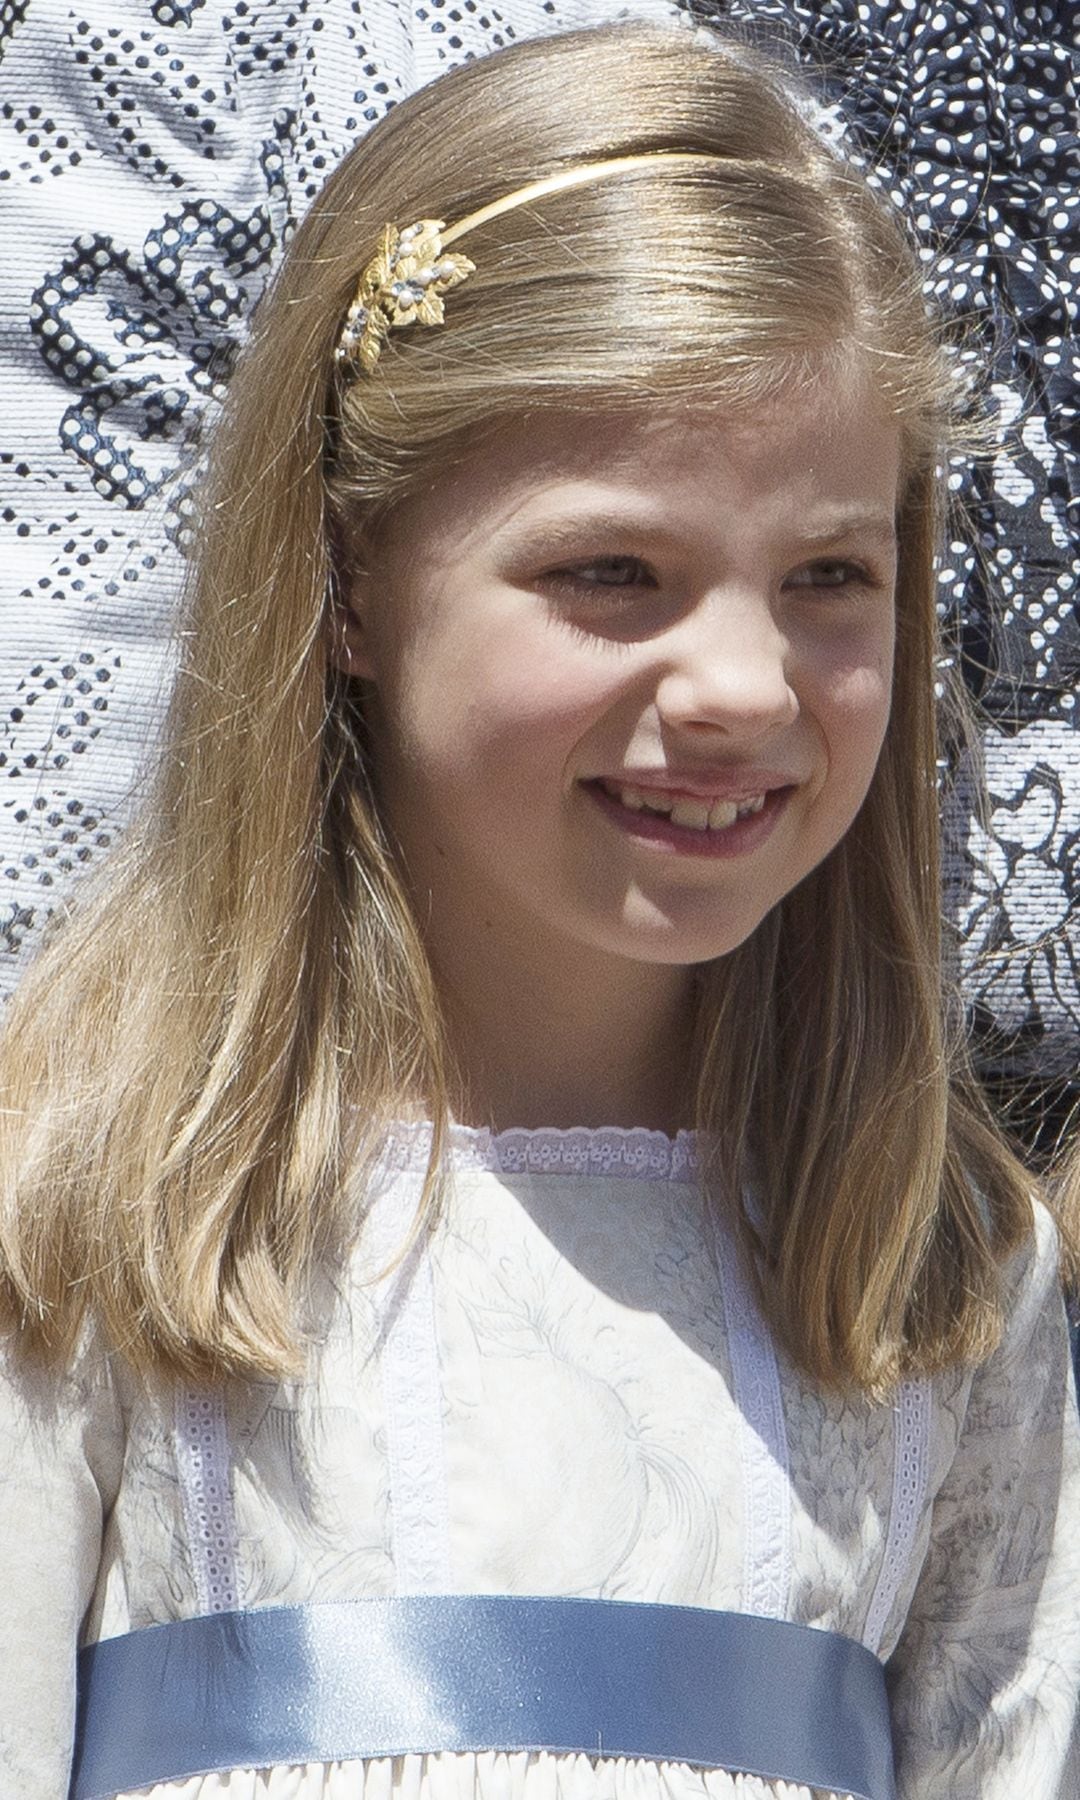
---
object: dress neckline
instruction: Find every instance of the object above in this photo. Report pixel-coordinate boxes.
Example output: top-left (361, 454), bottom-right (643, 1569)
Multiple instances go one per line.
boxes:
top-left (376, 1121), bottom-right (700, 1183)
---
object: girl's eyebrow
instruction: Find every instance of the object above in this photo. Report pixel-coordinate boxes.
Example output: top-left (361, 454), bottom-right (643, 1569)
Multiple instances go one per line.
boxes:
top-left (793, 513), bottom-right (899, 551)
top-left (492, 509), bottom-right (900, 557)
top-left (491, 510), bottom-right (672, 556)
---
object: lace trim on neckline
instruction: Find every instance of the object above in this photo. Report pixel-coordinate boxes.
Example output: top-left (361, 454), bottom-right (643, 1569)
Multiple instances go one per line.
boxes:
top-left (377, 1122), bottom-right (699, 1182)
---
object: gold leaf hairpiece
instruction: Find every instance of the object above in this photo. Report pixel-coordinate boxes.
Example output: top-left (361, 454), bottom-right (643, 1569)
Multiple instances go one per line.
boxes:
top-left (335, 154), bottom-right (720, 377)
top-left (334, 220), bottom-right (475, 375)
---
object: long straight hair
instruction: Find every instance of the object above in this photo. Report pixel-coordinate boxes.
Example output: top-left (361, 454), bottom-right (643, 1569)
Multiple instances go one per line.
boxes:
top-left (0, 23), bottom-right (1035, 1388)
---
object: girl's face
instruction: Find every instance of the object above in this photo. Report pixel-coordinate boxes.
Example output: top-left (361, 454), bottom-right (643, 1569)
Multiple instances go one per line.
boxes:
top-left (338, 377), bottom-right (900, 983)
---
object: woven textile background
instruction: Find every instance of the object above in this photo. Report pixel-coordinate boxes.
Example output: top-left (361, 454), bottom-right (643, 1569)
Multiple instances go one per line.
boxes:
top-left (1, 0), bottom-right (1077, 1144)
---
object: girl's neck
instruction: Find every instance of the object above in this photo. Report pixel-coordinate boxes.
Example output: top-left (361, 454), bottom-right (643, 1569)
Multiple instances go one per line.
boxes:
top-left (433, 942), bottom-right (697, 1137)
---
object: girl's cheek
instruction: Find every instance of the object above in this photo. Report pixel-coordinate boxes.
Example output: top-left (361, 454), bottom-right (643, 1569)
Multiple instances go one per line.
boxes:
top-left (828, 661), bottom-right (894, 713)
top-left (443, 648), bottom-right (631, 742)
top-left (803, 622), bottom-right (894, 705)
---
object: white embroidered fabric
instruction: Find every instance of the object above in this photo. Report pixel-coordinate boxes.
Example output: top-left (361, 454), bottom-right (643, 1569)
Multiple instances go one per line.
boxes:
top-left (171, 1127), bottom-right (916, 1651)
top-left (716, 1248), bottom-right (792, 1621)
top-left (378, 1128), bottom-right (791, 1618)
top-left (367, 1173), bottom-right (454, 1596)
top-left (174, 1125), bottom-right (705, 1615)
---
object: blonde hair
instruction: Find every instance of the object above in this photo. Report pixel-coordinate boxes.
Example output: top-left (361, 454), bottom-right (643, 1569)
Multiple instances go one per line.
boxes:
top-left (0, 23), bottom-right (1036, 1388)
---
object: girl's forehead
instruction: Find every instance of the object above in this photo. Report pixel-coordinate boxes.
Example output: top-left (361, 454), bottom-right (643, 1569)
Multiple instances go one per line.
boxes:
top-left (384, 378), bottom-right (902, 560)
top-left (505, 366), bottom-right (892, 480)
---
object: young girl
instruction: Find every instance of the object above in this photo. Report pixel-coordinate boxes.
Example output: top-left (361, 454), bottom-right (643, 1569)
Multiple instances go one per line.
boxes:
top-left (1, 22), bottom-right (1077, 1800)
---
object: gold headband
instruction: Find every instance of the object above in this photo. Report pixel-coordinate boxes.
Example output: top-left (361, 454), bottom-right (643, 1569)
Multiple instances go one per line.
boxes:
top-left (334, 152), bottom-right (718, 376)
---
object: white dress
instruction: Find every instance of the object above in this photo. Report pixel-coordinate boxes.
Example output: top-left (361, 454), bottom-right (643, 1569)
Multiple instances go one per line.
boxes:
top-left (2, 1126), bottom-right (1078, 1798)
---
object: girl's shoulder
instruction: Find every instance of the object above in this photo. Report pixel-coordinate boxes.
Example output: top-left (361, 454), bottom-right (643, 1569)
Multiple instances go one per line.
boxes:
top-left (995, 1195), bottom-right (1066, 1359)
top-left (0, 1310), bottom-right (127, 1494)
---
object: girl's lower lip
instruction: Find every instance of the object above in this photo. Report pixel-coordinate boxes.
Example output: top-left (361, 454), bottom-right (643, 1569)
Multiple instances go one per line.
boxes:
top-left (584, 781), bottom-right (792, 857)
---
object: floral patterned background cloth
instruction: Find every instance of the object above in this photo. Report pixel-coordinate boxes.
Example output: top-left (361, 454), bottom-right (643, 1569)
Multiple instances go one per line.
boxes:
top-left (0, 0), bottom-right (1077, 1148)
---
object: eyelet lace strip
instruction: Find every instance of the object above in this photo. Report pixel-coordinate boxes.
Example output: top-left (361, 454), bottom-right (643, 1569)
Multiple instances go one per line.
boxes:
top-left (376, 1121), bottom-right (699, 1182)
top-left (174, 1388), bottom-right (240, 1615)
top-left (862, 1378), bottom-right (931, 1653)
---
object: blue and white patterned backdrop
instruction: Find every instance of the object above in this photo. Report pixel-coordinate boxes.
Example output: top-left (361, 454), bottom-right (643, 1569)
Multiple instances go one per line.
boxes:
top-left (1, 0), bottom-right (1077, 1140)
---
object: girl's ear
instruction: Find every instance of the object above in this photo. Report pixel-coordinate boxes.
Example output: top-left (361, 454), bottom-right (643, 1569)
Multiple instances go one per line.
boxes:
top-left (329, 576), bottom-right (378, 681)
top-left (327, 513), bottom-right (379, 679)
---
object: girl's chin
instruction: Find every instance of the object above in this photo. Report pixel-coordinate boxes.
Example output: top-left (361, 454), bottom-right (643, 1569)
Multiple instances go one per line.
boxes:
top-left (590, 902), bottom-right (773, 969)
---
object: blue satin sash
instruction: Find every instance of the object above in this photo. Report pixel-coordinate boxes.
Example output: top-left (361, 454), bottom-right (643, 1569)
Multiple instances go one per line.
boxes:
top-left (71, 1595), bottom-right (896, 1800)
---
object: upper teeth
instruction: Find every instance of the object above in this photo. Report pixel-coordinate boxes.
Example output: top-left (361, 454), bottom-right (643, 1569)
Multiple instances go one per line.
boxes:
top-left (605, 783), bottom-right (766, 830)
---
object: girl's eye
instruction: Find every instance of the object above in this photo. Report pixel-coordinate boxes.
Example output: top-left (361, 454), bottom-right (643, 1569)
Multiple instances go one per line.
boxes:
top-left (786, 558), bottom-right (874, 591)
top-left (545, 555), bottom-right (656, 590)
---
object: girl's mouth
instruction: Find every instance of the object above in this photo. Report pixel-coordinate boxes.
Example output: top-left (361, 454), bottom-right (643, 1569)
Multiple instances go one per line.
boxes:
top-left (584, 778), bottom-right (791, 854)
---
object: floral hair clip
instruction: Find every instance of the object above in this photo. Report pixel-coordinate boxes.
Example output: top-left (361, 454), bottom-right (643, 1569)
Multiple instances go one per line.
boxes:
top-left (334, 152), bottom-right (722, 377)
top-left (334, 221), bottom-right (475, 375)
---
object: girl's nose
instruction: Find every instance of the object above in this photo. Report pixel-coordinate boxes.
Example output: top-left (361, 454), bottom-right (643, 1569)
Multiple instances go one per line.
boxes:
top-left (653, 594), bottom-right (799, 738)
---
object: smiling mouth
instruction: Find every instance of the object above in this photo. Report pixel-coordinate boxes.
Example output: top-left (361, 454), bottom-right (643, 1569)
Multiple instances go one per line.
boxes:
top-left (595, 779), bottom-right (769, 834)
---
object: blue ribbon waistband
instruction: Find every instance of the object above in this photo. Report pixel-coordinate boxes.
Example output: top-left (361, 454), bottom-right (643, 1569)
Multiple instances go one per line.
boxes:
top-left (72, 1594), bottom-right (897, 1800)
